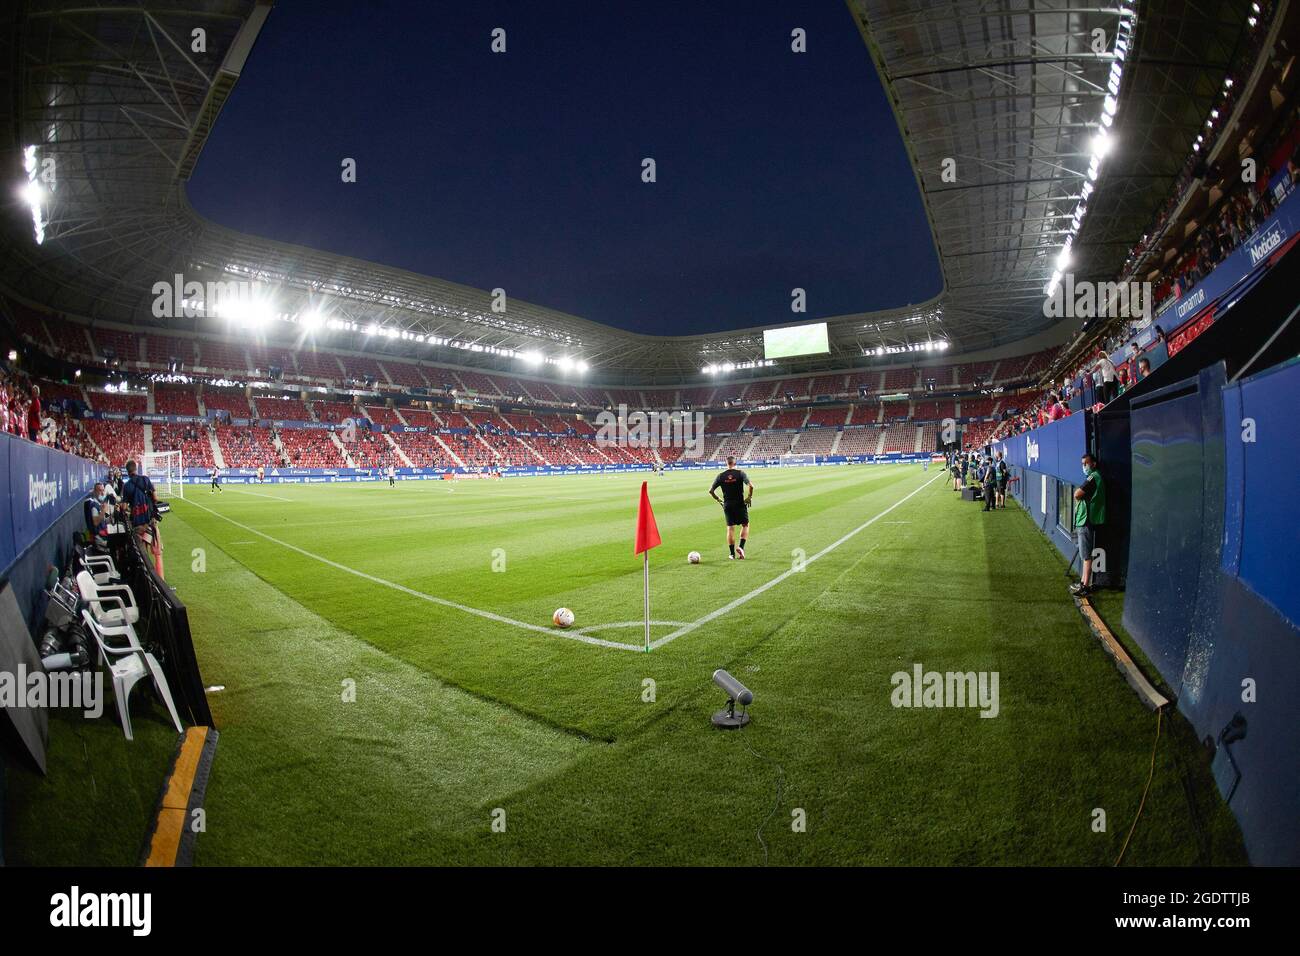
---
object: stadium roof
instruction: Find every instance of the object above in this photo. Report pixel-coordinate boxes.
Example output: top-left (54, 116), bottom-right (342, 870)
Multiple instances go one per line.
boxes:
top-left (1, 0), bottom-right (1271, 384)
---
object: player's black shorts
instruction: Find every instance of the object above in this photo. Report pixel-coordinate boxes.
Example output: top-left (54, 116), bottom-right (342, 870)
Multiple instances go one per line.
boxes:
top-left (723, 501), bottom-right (749, 526)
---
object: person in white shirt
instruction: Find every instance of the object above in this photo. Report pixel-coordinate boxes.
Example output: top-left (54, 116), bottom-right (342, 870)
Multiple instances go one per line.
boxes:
top-left (1094, 350), bottom-right (1119, 404)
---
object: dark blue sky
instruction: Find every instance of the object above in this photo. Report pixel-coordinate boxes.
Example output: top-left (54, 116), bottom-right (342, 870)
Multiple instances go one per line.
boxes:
top-left (187, 0), bottom-right (940, 336)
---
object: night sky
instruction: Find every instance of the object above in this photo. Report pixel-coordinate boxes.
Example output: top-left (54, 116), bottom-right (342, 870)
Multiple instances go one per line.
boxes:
top-left (186, 0), bottom-right (941, 336)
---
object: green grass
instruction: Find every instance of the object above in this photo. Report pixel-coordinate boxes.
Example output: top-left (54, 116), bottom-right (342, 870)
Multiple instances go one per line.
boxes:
top-left (4, 464), bottom-right (1248, 865)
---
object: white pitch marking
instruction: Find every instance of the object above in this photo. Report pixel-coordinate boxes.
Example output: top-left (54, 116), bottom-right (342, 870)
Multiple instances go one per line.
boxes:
top-left (179, 497), bottom-right (645, 651)
top-left (178, 469), bottom-right (936, 654)
top-left (574, 620), bottom-right (690, 635)
top-left (648, 471), bottom-right (942, 650)
top-left (227, 488), bottom-right (295, 502)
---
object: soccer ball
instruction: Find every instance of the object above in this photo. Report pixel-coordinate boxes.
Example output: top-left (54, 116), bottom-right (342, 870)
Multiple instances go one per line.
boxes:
top-left (687, 551), bottom-right (701, 564)
top-left (552, 607), bottom-right (575, 629)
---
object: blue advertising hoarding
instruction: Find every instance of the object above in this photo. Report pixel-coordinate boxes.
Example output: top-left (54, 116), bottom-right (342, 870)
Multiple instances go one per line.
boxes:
top-left (990, 411), bottom-right (1088, 485)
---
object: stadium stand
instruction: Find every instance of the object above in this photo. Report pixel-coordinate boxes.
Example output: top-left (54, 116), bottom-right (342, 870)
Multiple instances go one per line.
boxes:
top-left (154, 385), bottom-right (200, 417)
top-left (805, 406), bottom-right (847, 427)
top-left (86, 389), bottom-right (147, 415)
top-left (201, 389), bottom-right (253, 418)
top-left (254, 395), bottom-right (311, 420)
top-left (152, 422), bottom-right (215, 467)
top-left (295, 350), bottom-right (343, 381)
top-left (214, 424), bottom-right (279, 468)
top-left (279, 428), bottom-right (344, 468)
top-left (834, 428), bottom-right (879, 456)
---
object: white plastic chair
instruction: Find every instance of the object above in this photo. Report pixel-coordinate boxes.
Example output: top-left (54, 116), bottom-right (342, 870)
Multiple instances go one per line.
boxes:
top-left (75, 570), bottom-right (139, 626)
top-left (80, 610), bottom-right (183, 741)
top-left (82, 553), bottom-right (119, 585)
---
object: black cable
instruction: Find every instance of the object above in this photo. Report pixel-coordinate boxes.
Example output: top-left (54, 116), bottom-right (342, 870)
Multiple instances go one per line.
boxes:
top-left (739, 718), bottom-right (784, 867)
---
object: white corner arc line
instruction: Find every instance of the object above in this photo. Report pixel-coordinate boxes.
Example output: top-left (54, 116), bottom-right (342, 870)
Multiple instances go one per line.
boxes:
top-left (178, 497), bottom-right (646, 651)
top-left (648, 471), bottom-right (942, 650)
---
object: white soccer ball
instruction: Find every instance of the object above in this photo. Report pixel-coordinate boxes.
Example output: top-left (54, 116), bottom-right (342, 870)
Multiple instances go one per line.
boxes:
top-left (552, 607), bottom-right (575, 629)
top-left (687, 551), bottom-right (701, 564)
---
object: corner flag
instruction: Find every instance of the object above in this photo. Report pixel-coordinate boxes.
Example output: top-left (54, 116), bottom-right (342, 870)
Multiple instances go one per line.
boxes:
top-left (634, 481), bottom-right (661, 652)
top-left (634, 481), bottom-right (662, 555)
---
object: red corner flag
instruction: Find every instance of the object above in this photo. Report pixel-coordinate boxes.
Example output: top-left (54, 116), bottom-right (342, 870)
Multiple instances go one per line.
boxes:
top-left (634, 481), bottom-right (662, 555)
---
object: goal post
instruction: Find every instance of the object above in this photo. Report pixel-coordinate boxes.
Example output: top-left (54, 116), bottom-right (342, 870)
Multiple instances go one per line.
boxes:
top-left (141, 450), bottom-right (183, 499)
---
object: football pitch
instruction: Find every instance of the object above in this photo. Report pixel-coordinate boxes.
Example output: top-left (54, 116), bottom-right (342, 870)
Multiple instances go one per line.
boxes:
top-left (25, 464), bottom-right (1248, 865)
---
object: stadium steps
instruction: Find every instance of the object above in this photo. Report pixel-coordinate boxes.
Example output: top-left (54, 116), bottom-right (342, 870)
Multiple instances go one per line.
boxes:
top-left (511, 435), bottom-right (548, 464)
top-left (208, 429), bottom-right (226, 469)
top-left (271, 432), bottom-right (289, 465)
top-left (143, 423), bottom-right (153, 455)
top-left (432, 433), bottom-right (465, 467)
top-left (472, 433), bottom-right (501, 463)
top-left (35, 317), bottom-right (58, 351)
top-left (391, 406), bottom-right (409, 426)
top-left (377, 361), bottom-right (396, 386)
top-left (385, 432), bottom-right (413, 467)
top-left (873, 430), bottom-right (886, 456)
top-left (912, 426), bottom-right (923, 454)
top-left (329, 431), bottom-right (355, 467)
top-left (829, 430), bottom-right (842, 455)
top-left (79, 416), bottom-right (106, 461)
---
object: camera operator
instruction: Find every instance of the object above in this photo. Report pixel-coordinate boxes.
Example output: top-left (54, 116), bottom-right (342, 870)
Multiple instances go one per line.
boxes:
top-left (121, 459), bottom-right (164, 577)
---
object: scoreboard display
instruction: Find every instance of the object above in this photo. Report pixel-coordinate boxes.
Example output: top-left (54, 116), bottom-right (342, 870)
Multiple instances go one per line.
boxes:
top-left (763, 322), bottom-right (829, 359)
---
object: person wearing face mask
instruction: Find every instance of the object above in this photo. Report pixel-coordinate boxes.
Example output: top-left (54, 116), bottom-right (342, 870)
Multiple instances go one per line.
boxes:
top-left (83, 482), bottom-right (110, 541)
top-left (1070, 453), bottom-right (1106, 597)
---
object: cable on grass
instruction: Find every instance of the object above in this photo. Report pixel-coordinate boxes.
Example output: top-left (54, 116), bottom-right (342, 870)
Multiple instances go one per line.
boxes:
top-left (740, 726), bottom-right (784, 866)
top-left (1114, 705), bottom-right (1163, 866)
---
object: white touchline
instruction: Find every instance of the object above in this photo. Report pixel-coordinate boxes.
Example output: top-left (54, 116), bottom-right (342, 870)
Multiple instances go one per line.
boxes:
top-left (227, 488), bottom-right (295, 502)
top-left (179, 497), bottom-right (646, 651)
top-left (178, 469), bottom-right (939, 654)
top-left (647, 471), bottom-right (943, 650)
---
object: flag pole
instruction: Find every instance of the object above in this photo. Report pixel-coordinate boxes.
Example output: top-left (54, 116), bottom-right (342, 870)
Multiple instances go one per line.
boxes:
top-left (643, 550), bottom-right (650, 652)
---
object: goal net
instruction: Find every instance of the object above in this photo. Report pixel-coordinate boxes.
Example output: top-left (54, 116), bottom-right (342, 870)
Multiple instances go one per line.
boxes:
top-left (141, 450), bottom-right (183, 499)
top-left (780, 453), bottom-right (817, 467)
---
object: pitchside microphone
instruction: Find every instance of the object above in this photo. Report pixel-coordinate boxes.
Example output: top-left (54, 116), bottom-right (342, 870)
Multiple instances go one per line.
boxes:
top-left (711, 669), bottom-right (753, 729)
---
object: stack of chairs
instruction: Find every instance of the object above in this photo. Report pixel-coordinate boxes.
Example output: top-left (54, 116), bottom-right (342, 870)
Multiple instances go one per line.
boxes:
top-left (47, 549), bottom-right (185, 741)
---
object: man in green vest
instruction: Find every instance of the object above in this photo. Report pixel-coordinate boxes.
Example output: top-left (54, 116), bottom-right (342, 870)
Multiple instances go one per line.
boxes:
top-left (1070, 452), bottom-right (1106, 596)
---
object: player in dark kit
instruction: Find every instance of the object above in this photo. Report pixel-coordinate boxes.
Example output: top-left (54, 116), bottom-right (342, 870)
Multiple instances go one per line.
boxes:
top-left (709, 455), bottom-right (754, 559)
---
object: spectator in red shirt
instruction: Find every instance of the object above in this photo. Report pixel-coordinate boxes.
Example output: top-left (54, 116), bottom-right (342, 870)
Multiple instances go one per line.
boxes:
top-left (27, 385), bottom-right (42, 442)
